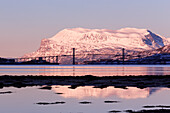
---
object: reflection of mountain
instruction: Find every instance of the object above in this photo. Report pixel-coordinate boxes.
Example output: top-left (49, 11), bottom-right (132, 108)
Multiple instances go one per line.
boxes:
top-left (52, 86), bottom-right (162, 99)
top-left (149, 88), bottom-right (161, 96)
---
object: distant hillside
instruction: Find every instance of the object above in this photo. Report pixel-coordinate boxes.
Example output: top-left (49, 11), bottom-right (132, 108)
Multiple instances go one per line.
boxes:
top-left (134, 44), bottom-right (170, 57)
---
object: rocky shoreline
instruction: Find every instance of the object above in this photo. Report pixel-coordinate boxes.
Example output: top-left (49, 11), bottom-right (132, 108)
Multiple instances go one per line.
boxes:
top-left (0, 75), bottom-right (170, 88)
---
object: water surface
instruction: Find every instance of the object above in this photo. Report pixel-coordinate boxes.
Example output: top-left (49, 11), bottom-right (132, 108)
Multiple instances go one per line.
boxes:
top-left (0, 86), bottom-right (170, 113)
top-left (0, 65), bottom-right (170, 76)
top-left (1, 65), bottom-right (170, 113)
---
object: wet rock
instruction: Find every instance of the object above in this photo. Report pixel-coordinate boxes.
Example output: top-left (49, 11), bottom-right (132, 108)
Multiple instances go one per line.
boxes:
top-left (125, 109), bottom-right (170, 113)
top-left (93, 85), bottom-right (108, 89)
top-left (36, 102), bottom-right (50, 105)
top-left (156, 105), bottom-right (170, 108)
top-left (83, 75), bottom-right (97, 81)
top-left (68, 85), bottom-right (79, 89)
top-left (1, 75), bottom-right (170, 88)
top-left (108, 110), bottom-right (121, 113)
top-left (36, 101), bottom-right (65, 105)
top-left (55, 92), bottom-right (63, 95)
top-left (104, 100), bottom-right (120, 103)
top-left (12, 82), bottom-right (26, 88)
top-left (114, 85), bottom-right (128, 89)
top-left (39, 86), bottom-right (52, 90)
top-left (0, 82), bottom-right (4, 89)
top-left (0, 91), bottom-right (12, 94)
top-left (143, 105), bottom-right (156, 108)
top-left (137, 85), bottom-right (146, 89)
top-left (79, 101), bottom-right (92, 104)
top-left (143, 105), bottom-right (170, 108)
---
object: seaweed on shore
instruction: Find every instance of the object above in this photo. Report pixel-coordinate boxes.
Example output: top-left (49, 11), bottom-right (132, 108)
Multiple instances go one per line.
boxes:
top-left (55, 92), bottom-right (63, 95)
top-left (12, 81), bottom-right (27, 88)
top-left (0, 82), bottom-right (3, 89)
top-left (0, 91), bottom-right (12, 94)
top-left (39, 86), bottom-right (52, 90)
top-left (79, 101), bottom-right (92, 104)
top-left (1, 75), bottom-right (170, 88)
top-left (114, 85), bottom-right (128, 89)
top-left (104, 100), bottom-right (120, 103)
top-left (68, 85), bottom-right (79, 89)
top-left (36, 101), bottom-right (65, 105)
top-left (93, 85), bottom-right (108, 89)
top-left (108, 110), bottom-right (121, 113)
top-left (143, 105), bottom-right (170, 108)
top-left (125, 109), bottom-right (170, 113)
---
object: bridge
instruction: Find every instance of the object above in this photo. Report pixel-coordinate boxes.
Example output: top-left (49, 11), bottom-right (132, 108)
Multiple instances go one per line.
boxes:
top-left (1, 48), bottom-right (170, 65)
top-left (0, 48), bottom-right (141, 65)
top-left (14, 56), bottom-right (59, 64)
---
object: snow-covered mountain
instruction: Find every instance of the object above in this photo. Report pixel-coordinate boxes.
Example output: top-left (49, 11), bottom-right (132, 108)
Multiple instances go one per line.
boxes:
top-left (23, 28), bottom-right (169, 64)
top-left (135, 44), bottom-right (170, 57)
top-left (167, 38), bottom-right (170, 42)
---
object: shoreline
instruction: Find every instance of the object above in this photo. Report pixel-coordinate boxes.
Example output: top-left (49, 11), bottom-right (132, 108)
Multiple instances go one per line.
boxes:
top-left (0, 75), bottom-right (170, 88)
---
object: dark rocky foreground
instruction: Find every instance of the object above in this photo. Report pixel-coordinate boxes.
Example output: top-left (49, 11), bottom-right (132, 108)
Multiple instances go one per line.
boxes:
top-left (0, 75), bottom-right (170, 88)
top-left (125, 109), bottom-right (170, 113)
top-left (110, 106), bottom-right (170, 113)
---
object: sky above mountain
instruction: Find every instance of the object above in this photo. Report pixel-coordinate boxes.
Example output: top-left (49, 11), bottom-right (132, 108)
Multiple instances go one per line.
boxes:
top-left (0, 0), bottom-right (170, 57)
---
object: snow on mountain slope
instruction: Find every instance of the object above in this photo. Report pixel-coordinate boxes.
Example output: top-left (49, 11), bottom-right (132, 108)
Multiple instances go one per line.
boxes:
top-left (138, 44), bottom-right (170, 56)
top-left (23, 28), bottom-right (169, 64)
top-left (160, 45), bottom-right (170, 53)
top-left (167, 38), bottom-right (170, 42)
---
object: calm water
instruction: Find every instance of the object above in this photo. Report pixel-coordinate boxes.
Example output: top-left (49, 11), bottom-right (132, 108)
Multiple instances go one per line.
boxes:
top-left (0, 65), bottom-right (170, 76)
top-left (0, 65), bottom-right (170, 113)
top-left (0, 86), bottom-right (170, 113)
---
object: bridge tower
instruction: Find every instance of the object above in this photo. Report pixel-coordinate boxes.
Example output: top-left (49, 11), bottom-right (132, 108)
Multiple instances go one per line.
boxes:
top-left (73, 48), bottom-right (75, 65)
top-left (56, 56), bottom-right (58, 64)
top-left (122, 48), bottom-right (125, 64)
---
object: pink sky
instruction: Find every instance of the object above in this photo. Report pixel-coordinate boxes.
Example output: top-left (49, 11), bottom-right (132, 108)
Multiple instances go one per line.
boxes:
top-left (0, 0), bottom-right (170, 57)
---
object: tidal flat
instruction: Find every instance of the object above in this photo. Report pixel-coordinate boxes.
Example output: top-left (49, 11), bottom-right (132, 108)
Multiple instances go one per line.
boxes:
top-left (1, 75), bottom-right (170, 113)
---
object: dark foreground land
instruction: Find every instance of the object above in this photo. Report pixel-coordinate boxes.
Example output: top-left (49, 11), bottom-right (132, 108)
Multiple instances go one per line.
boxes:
top-left (0, 75), bottom-right (170, 88)
top-left (1, 75), bottom-right (170, 113)
top-left (124, 109), bottom-right (170, 113)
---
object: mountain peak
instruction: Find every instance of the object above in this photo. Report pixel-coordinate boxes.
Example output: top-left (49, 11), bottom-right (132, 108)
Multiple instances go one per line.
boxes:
top-left (63, 27), bottom-right (149, 34)
top-left (54, 28), bottom-right (155, 39)
top-left (62, 28), bottom-right (115, 34)
top-left (119, 27), bottom-right (148, 34)
top-left (66, 28), bottom-right (90, 33)
top-left (167, 38), bottom-right (170, 42)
